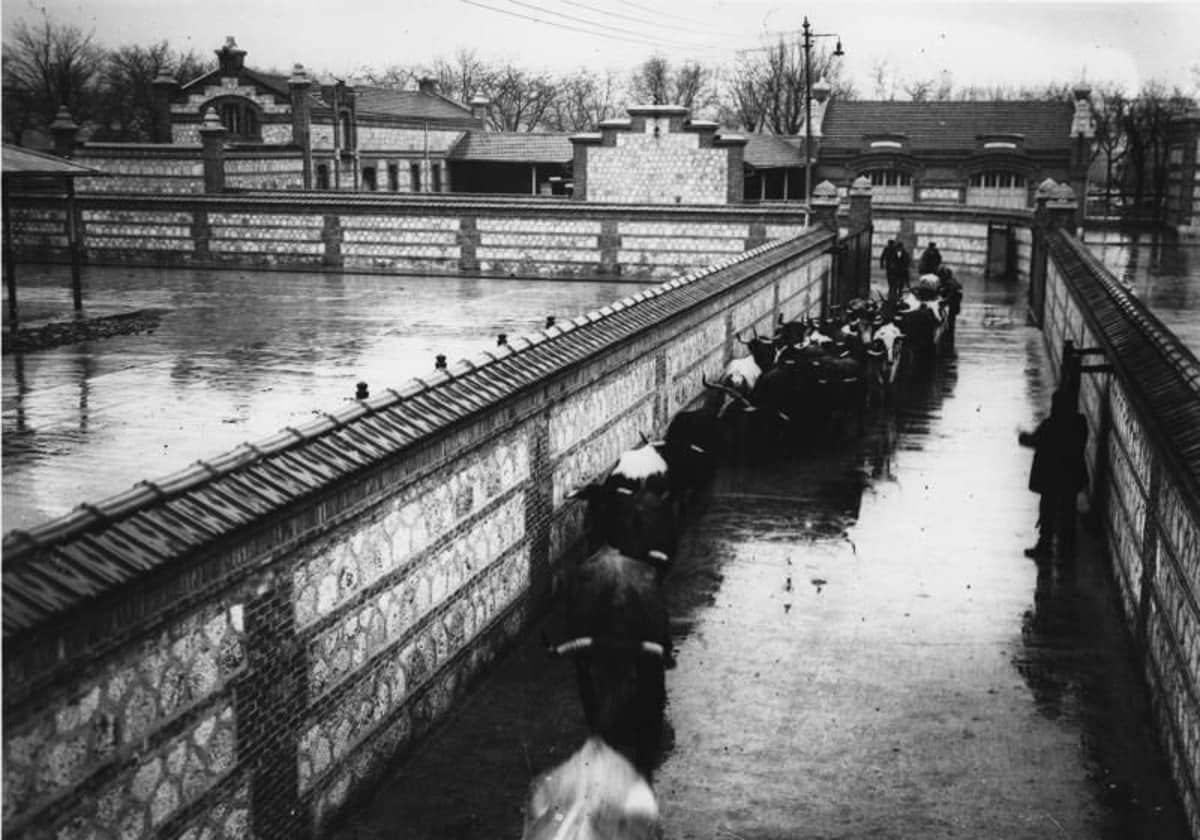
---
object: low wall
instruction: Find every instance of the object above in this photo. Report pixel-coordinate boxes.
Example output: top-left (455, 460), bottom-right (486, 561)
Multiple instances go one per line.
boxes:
top-left (1, 230), bottom-right (837, 840)
top-left (1041, 228), bottom-right (1200, 838)
top-left (8, 193), bottom-right (809, 280)
top-left (873, 203), bottom-right (1033, 284)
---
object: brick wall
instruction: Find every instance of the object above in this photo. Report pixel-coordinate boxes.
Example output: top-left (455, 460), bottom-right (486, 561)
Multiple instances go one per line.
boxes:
top-left (1, 230), bottom-right (837, 839)
top-left (9, 194), bottom-right (808, 280)
top-left (1039, 229), bottom-right (1200, 839)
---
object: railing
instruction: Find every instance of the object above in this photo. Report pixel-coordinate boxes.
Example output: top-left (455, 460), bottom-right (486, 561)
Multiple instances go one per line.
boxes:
top-left (1041, 225), bottom-right (1200, 839)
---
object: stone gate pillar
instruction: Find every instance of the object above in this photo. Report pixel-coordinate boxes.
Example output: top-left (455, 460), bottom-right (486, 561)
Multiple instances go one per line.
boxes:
top-left (151, 73), bottom-right (179, 143)
top-left (200, 108), bottom-right (228, 194)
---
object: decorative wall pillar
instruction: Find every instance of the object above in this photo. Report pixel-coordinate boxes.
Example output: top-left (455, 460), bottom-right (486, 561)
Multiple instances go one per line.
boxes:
top-left (151, 73), bottom-right (179, 143)
top-left (809, 180), bottom-right (840, 231)
top-left (200, 109), bottom-right (228, 194)
top-left (847, 175), bottom-right (873, 234)
top-left (50, 107), bottom-right (79, 158)
top-left (289, 64), bottom-right (314, 189)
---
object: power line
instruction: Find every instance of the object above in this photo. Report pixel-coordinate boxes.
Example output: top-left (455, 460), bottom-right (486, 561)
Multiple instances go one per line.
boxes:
top-left (503, 0), bottom-right (712, 50)
top-left (458, 0), bottom-right (707, 51)
top-left (555, 0), bottom-right (733, 40)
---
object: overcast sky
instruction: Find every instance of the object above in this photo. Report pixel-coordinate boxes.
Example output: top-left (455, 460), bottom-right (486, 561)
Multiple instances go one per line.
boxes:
top-left (3, 0), bottom-right (1198, 97)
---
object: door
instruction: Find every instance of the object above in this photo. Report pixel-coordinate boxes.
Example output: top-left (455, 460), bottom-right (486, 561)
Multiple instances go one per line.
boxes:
top-left (986, 222), bottom-right (1016, 281)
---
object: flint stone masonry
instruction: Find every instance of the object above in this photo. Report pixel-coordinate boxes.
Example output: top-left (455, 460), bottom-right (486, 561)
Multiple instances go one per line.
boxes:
top-left (1039, 228), bottom-right (1200, 839)
top-left (171, 80), bottom-right (290, 117)
top-left (9, 194), bottom-right (809, 280)
top-left (351, 126), bottom-right (463, 153)
top-left (3, 218), bottom-right (854, 839)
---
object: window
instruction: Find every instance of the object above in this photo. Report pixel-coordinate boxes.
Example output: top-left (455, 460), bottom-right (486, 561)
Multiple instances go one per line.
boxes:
top-left (316, 164), bottom-right (330, 189)
top-left (362, 166), bottom-right (377, 191)
top-left (211, 97), bottom-right (263, 141)
top-left (970, 170), bottom-right (1026, 188)
top-left (864, 169), bottom-right (911, 187)
top-left (340, 112), bottom-right (354, 149)
top-left (388, 163), bottom-right (400, 192)
top-left (431, 163), bottom-right (442, 193)
top-left (410, 162), bottom-right (422, 192)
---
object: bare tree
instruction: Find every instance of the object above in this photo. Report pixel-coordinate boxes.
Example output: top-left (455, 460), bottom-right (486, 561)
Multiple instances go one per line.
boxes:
top-left (547, 69), bottom-right (622, 131)
top-left (725, 38), bottom-right (844, 134)
top-left (902, 78), bottom-right (935, 102)
top-left (1089, 84), bottom-right (1129, 210)
top-left (488, 64), bottom-right (556, 131)
top-left (870, 59), bottom-right (898, 101)
top-left (91, 42), bottom-right (210, 141)
top-left (1122, 81), bottom-right (1193, 221)
top-left (432, 48), bottom-right (494, 103)
top-left (2, 10), bottom-right (105, 143)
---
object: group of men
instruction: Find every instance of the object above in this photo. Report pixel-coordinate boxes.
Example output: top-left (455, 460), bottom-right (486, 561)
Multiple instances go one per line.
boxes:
top-left (879, 239), bottom-right (943, 299)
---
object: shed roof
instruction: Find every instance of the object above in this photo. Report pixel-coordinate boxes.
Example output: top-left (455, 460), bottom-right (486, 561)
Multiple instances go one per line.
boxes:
top-left (743, 134), bottom-right (806, 169)
top-left (820, 100), bottom-right (1074, 153)
top-left (2, 145), bottom-right (103, 177)
top-left (449, 132), bottom-right (574, 163)
top-left (355, 88), bottom-right (476, 122)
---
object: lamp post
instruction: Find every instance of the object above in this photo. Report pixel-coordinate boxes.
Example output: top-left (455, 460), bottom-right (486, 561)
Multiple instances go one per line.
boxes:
top-left (802, 16), bottom-right (844, 204)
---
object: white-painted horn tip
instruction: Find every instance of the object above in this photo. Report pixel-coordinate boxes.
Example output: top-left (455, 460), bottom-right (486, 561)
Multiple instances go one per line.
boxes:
top-left (622, 781), bottom-right (660, 819)
top-left (647, 550), bottom-right (669, 563)
top-left (640, 641), bottom-right (664, 657)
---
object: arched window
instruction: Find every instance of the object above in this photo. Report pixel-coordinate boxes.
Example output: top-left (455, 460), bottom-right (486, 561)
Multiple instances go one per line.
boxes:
top-left (967, 170), bottom-right (1028, 208)
top-left (860, 169), bottom-right (913, 202)
top-left (209, 96), bottom-right (263, 142)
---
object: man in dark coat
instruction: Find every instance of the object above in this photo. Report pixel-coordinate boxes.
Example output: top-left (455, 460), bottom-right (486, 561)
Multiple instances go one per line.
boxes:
top-left (880, 239), bottom-right (911, 300)
top-left (1018, 390), bottom-right (1089, 559)
top-left (918, 242), bottom-right (942, 276)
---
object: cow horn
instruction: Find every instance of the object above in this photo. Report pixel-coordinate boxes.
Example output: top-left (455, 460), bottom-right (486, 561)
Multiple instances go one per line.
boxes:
top-left (640, 641), bottom-right (665, 657)
top-left (702, 377), bottom-right (754, 408)
top-left (550, 636), bottom-right (594, 656)
top-left (647, 550), bottom-right (670, 568)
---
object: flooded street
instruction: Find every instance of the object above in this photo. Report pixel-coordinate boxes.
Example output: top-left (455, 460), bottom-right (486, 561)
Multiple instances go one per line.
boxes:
top-left (330, 270), bottom-right (1190, 839)
top-left (1079, 227), bottom-right (1200, 355)
top-left (2, 266), bottom-right (629, 532)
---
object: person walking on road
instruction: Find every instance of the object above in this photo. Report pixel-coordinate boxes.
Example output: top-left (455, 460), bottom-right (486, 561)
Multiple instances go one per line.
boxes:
top-left (918, 242), bottom-right (942, 276)
top-left (880, 239), bottom-right (912, 300)
top-left (1018, 390), bottom-right (1089, 560)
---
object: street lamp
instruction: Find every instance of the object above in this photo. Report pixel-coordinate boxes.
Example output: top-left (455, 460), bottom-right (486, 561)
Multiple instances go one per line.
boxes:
top-left (802, 16), bottom-right (844, 204)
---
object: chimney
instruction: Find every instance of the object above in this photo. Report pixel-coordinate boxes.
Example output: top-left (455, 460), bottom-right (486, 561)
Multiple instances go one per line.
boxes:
top-left (216, 36), bottom-right (247, 77)
top-left (290, 63), bottom-right (314, 187)
top-left (418, 76), bottom-right (438, 96)
top-left (469, 95), bottom-right (490, 125)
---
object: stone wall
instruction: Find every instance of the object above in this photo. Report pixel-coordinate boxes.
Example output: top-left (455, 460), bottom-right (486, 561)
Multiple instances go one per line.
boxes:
top-left (1040, 228), bottom-right (1200, 839)
top-left (72, 148), bottom-right (206, 194)
top-left (225, 155), bottom-right (306, 191)
top-left (1, 230), bottom-right (837, 840)
top-left (586, 132), bottom-right (731, 205)
top-left (872, 204), bottom-right (1033, 284)
top-left (9, 194), bottom-right (808, 280)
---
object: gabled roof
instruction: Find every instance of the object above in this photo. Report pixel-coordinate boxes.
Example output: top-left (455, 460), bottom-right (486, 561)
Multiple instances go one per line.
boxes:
top-left (449, 132), bottom-right (573, 163)
top-left (355, 88), bottom-right (475, 122)
top-left (820, 100), bottom-right (1074, 154)
top-left (743, 134), bottom-right (806, 168)
top-left (180, 67), bottom-right (291, 100)
top-left (2, 145), bottom-right (103, 177)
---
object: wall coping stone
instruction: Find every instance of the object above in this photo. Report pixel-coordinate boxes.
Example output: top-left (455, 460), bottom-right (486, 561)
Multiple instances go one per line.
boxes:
top-left (1, 229), bottom-right (831, 695)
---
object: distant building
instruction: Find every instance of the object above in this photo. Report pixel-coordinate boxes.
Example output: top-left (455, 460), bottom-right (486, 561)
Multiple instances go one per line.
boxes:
top-left (1165, 108), bottom-right (1200, 233)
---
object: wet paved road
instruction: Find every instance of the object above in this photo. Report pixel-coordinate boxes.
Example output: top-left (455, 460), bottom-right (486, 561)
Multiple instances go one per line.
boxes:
top-left (2, 266), bottom-right (630, 532)
top-left (330, 270), bottom-right (1190, 839)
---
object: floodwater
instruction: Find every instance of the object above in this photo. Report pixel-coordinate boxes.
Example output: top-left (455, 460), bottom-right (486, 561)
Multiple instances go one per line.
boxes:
top-left (2, 266), bottom-right (630, 533)
top-left (330, 270), bottom-right (1190, 839)
top-left (1079, 227), bottom-right (1200, 356)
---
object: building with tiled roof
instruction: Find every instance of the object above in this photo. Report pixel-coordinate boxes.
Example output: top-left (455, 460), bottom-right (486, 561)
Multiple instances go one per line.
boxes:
top-left (812, 94), bottom-right (1090, 207)
top-left (448, 133), bottom-right (574, 194)
top-left (153, 37), bottom-right (486, 191)
top-left (742, 134), bottom-right (807, 200)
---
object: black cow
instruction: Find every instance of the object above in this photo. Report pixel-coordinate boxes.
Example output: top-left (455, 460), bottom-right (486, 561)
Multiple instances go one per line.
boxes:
top-left (552, 546), bottom-right (670, 779)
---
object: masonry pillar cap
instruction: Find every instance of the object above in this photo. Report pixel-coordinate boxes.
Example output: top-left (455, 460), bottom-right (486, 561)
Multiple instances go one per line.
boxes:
top-left (1073, 82), bottom-right (1091, 100)
top-left (850, 175), bottom-right (872, 195)
top-left (1035, 177), bottom-right (1058, 199)
top-left (812, 180), bottom-right (839, 202)
top-left (812, 79), bottom-right (832, 103)
top-left (1049, 182), bottom-right (1077, 203)
top-left (289, 63), bottom-right (312, 86)
top-left (50, 106), bottom-right (79, 132)
top-left (200, 107), bottom-right (227, 135)
top-left (152, 71), bottom-right (179, 88)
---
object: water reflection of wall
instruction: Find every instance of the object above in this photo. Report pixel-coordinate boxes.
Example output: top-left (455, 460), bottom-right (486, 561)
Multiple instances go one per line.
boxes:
top-left (1080, 226), bottom-right (1200, 355)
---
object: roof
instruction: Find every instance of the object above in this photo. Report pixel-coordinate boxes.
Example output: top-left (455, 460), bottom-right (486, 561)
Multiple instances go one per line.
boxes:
top-left (820, 100), bottom-right (1075, 154)
top-left (180, 67), bottom-right (291, 100)
top-left (743, 134), bottom-right (806, 169)
top-left (449, 132), bottom-right (574, 163)
top-left (2, 145), bottom-right (103, 177)
top-left (355, 88), bottom-right (476, 122)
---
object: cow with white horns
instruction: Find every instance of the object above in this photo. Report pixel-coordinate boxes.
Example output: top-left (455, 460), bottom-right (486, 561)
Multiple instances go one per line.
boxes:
top-left (550, 546), bottom-right (671, 779)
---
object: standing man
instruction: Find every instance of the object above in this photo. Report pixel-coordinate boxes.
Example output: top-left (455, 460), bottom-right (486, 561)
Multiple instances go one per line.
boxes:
top-left (918, 241), bottom-right (943, 276)
top-left (1018, 390), bottom-right (1089, 560)
top-left (881, 239), bottom-right (911, 300)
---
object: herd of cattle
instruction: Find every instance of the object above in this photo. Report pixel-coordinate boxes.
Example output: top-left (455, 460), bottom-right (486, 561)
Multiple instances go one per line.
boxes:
top-left (519, 270), bottom-right (964, 839)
